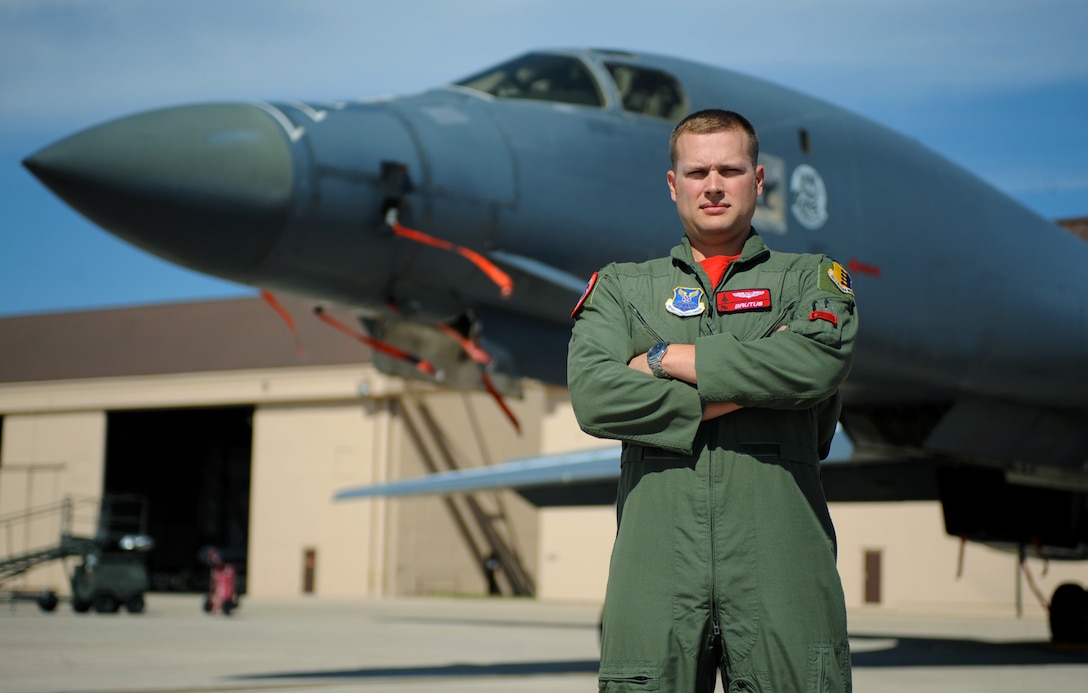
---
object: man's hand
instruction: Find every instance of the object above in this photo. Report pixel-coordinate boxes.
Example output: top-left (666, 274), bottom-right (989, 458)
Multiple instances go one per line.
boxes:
top-left (628, 352), bottom-right (654, 376)
top-left (702, 401), bottom-right (742, 420)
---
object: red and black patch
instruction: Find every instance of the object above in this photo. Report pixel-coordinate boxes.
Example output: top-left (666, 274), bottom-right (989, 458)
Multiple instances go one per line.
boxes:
top-left (717, 288), bottom-right (771, 313)
top-left (809, 309), bottom-right (838, 326)
top-left (570, 271), bottom-right (599, 319)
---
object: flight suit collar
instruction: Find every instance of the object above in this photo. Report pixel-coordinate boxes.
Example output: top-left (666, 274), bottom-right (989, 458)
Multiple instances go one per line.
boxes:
top-left (670, 230), bottom-right (771, 280)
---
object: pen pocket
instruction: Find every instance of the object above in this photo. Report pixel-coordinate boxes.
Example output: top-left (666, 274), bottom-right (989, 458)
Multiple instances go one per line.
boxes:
top-left (627, 301), bottom-right (666, 347)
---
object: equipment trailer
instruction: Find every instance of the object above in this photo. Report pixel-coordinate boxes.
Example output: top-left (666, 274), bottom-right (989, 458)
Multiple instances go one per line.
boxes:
top-left (1, 495), bottom-right (153, 613)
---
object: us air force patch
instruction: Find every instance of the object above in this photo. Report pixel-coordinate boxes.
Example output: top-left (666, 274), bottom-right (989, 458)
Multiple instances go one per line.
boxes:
top-left (666, 287), bottom-right (706, 317)
top-left (819, 261), bottom-right (854, 296)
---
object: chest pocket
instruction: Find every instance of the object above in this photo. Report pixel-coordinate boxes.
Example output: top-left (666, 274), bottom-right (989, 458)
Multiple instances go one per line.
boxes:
top-left (721, 271), bottom-right (798, 342)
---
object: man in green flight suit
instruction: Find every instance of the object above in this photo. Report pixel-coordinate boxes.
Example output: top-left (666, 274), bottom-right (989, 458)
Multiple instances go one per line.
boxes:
top-left (568, 109), bottom-right (857, 692)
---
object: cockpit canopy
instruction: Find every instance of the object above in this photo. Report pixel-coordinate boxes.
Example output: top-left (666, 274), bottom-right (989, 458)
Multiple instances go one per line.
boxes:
top-left (455, 52), bottom-right (687, 121)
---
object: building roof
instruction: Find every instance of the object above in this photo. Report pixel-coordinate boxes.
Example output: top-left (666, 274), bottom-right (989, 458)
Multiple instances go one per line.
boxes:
top-left (0, 295), bottom-right (372, 383)
top-left (1057, 217), bottom-right (1088, 242)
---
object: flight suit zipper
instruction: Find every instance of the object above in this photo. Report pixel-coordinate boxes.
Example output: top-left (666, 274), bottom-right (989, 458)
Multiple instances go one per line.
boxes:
top-left (708, 425), bottom-right (723, 664)
top-left (702, 250), bottom-right (770, 670)
top-left (704, 287), bottom-right (722, 669)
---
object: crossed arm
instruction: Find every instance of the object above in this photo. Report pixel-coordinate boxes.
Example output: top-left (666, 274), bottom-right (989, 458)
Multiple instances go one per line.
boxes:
top-left (627, 329), bottom-right (787, 420)
top-left (627, 344), bottom-right (737, 420)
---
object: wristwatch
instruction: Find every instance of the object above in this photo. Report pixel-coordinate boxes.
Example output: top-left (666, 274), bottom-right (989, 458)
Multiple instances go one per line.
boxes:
top-left (647, 342), bottom-right (671, 379)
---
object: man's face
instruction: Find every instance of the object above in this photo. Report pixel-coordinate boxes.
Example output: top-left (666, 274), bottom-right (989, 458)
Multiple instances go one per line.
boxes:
top-left (667, 128), bottom-right (764, 257)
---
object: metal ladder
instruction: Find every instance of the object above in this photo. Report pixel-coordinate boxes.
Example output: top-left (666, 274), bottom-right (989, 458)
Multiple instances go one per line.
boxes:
top-left (399, 397), bottom-right (537, 597)
top-left (0, 497), bottom-right (100, 585)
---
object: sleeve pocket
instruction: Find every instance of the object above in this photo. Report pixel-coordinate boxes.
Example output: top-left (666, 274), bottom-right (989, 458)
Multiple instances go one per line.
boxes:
top-left (794, 300), bottom-right (852, 347)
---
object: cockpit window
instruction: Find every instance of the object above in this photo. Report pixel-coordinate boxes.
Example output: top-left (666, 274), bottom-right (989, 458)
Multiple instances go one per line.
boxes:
top-left (455, 53), bottom-right (603, 107)
top-left (604, 63), bottom-right (687, 120)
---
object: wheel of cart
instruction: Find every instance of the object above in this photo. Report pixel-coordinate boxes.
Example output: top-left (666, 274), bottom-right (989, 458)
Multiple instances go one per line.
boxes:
top-left (36, 590), bottom-right (59, 612)
top-left (126, 594), bottom-right (145, 613)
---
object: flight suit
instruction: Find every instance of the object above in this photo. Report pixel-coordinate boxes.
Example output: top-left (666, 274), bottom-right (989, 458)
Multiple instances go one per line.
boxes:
top-left (568, 232), bottom-right (856, 692)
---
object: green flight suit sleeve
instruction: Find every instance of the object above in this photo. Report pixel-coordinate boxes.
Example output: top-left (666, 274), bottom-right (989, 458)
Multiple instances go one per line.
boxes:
top-left (568, 268), bottom-right (704, 455)
top-left (694, 258), bottom-right (858, 409)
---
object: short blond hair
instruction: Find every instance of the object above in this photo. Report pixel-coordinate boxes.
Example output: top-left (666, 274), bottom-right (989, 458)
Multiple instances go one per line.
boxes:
top-left (669, 109), bottom-right (759, 168)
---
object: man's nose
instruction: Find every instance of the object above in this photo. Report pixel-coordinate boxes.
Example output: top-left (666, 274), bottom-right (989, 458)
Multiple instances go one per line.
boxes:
top-left (705, 172), bottom-right (725, 194)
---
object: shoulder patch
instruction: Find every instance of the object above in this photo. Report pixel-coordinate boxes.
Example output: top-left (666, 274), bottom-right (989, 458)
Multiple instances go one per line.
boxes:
top-left (818, 261), bottom-right (854, 296)
top-left (570, 271), bottom-right (599, 319)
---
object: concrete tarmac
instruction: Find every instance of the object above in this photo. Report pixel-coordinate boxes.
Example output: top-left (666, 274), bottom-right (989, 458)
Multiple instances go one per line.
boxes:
top-left (2, 594), bottom-right (1086, 692)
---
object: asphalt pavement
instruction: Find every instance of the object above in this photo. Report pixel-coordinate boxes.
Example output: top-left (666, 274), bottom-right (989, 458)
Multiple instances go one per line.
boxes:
top-left (2, 594), bottom-right (1086, 692)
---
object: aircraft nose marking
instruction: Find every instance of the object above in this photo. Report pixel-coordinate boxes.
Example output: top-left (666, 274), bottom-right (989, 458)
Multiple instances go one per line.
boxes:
top-left (848, 258), bottom-right (882, 277)
top-left (253, 102), bottom-right (306, 141)
top-left (286, 101), bottom-right (328, 123)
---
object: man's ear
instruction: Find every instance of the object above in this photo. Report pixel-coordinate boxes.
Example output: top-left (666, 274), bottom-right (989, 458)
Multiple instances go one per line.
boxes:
top-left (667, 169), bottom-right (678, 201)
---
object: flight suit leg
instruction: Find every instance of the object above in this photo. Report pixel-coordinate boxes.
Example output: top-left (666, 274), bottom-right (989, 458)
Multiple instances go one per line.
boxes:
top-left (598, 450), bottom-right (718, 692)
top-left (714, 450), bottom-right (851, 692)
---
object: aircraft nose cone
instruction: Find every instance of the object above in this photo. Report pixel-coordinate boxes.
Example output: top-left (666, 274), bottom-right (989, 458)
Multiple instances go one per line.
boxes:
top-left (23, 103), bottom-right (294, 280)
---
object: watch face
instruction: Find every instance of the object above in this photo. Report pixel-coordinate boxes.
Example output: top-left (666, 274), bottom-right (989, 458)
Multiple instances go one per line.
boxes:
top-left (648, 342), bottom-right (669, 378)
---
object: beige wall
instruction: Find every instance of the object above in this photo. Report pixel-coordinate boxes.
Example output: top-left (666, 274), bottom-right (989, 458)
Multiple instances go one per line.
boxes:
top-left (537, 506), bottom-right (613, 603)
top-left (519, 386), bottom-right (616, 603)
top-left (539, 386), bottom-right (612, 455)
top-left (248, 400), bottom-right (390, 598)
top-left (0, 411), bottom-right (106, 593)
top-left (832, 501), bottom-right (1088, 619)
top-left (246, 379), bottom-right (570, 599)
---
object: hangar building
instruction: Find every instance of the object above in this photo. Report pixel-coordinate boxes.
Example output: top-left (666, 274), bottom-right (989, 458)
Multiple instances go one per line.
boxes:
top-left (1, 296), bottom-right (1081, 618)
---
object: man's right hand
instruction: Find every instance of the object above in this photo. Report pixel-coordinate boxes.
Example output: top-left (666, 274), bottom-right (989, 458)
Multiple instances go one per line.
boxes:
top-left (702, 401), bottom-right (742, 420)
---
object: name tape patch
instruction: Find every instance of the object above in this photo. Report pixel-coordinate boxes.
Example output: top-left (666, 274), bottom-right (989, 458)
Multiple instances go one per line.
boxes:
top-left (717, 288), bottom-right (772, 313)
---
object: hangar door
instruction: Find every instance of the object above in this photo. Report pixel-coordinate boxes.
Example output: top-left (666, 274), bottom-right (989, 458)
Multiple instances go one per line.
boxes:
top-left (104, 406), bottom-right (253, 593)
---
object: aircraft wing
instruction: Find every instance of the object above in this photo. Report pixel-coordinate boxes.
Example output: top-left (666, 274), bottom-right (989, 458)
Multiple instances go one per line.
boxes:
top-left (334, 426), bottom-right (863, 507)
top-left (335, 446), bottom-right (622, 507)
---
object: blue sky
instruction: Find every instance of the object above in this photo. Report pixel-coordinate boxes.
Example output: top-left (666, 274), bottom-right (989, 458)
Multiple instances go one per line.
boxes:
top-left (2, 0), bottom-right (1086, 317)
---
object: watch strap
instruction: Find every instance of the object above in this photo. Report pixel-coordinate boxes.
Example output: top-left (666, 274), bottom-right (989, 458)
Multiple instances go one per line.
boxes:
top-left (648, 342), bottom-right (671, 379)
